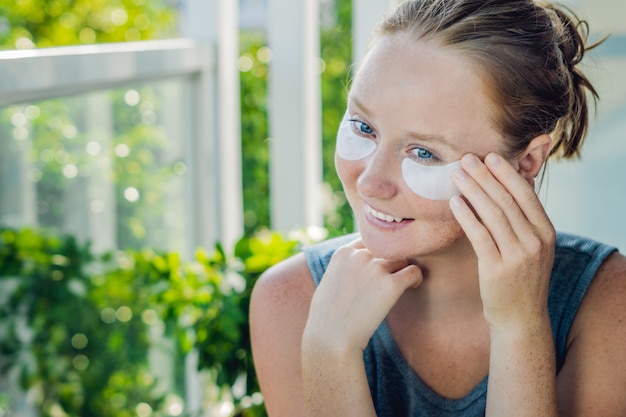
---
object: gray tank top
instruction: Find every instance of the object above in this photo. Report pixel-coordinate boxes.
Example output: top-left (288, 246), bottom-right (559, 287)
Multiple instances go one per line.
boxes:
top-left (304, 232), bottom-right (616, 417)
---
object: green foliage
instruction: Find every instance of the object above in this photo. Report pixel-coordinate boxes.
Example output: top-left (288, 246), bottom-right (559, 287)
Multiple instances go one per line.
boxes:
top-left (0, 1), bottom-right (356, 416)
top-left (1, 85), bottom-right (185, 251)
top-left (238, 0), bottom-right (355, 236)
top-left (320, 0), bottom-right (355, 236)
top-left (109, 86), bottom-right (185, 249)
top-left (0, 227), bottom-right (166, 416)
top-left (0, 393), bottom-right (8, 413)
top-left (156, 230), bottom-right (300, 416)
top-left (0, 0), bottom-right (178, 50)
top-left (0, 226), bottom-right (302, 416)
top-left (1, 0), bottom-right (355, 239)
top-left (239, 34), bottom-right (271, 235)
top-left (0, 0), bottom-right (184, 250)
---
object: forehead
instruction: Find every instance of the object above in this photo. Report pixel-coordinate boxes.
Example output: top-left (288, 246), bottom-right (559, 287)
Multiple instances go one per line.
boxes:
top-left (349, 34), bottom-right (504, 154)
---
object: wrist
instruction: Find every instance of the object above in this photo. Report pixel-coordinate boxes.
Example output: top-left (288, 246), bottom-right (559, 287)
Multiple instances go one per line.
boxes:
top-left (484, 299), bottom-right (550, 330)
top-left (302, 326), bottom-right (361, 360)
top-left (487, 309), bottom-right (553, 345)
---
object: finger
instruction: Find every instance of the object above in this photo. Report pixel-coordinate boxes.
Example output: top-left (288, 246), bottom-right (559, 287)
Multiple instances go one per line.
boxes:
top-left (479, 153), bottom-right (554, 248)
top-left (453, 154), bottom-right (521, 253)
top-left (391, 264), bottom-right (423, 291)
top-left (449, 194), bottom-right (501, 263)
top-left (483, 153), bottom-right (552, 231)
top-left (345, 237), bottom-right (365, 249)
top-left (344, 238), bottom-right (411, 271)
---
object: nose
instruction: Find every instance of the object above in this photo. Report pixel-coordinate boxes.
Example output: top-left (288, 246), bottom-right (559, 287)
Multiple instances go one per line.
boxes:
top-left (356, 147), bottom-right (399, 200)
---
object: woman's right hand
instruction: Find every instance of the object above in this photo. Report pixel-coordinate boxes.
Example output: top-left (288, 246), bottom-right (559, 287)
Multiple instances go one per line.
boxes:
top-left (303, 238), bottom-right (423, 352)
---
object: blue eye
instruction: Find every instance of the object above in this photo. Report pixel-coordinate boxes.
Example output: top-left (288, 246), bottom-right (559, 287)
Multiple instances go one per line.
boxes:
top-left (349, 119), bottom-right (374, 135)
top-left (358, 122), bottom-right (373, 134)
top-left (415, 147), bottom-right (433, 159)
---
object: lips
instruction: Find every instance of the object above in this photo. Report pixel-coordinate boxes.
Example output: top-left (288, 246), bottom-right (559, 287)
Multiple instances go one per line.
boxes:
top-left (366, 205), bottom-right (404, 223)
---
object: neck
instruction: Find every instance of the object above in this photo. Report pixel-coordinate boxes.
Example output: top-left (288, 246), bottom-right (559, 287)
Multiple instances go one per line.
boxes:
top-left (397, 237), bottom-right (484, 324)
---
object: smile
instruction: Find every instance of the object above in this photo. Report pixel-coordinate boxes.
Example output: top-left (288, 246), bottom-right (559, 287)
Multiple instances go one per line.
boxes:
top-left (366, 205), bottom-right (404, 223)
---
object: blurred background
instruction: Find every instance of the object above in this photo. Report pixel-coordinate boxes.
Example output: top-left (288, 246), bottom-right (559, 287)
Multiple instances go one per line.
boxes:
top-left (0, 0), bottom-right (623, 416)
top-left (542, 0), bottom-right (626, 251)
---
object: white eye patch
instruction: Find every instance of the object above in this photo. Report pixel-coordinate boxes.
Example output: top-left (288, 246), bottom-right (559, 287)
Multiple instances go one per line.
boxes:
top-left (335, 113), bottom-right (376, 160)
top-left (335, 110), bottom-right (460, 201)
top-left (402, 159), bottom-right (461, 200)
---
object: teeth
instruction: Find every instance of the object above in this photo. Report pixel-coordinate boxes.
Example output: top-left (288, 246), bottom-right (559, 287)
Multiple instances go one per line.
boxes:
top-left (367, 206), bottom-right (403, 223)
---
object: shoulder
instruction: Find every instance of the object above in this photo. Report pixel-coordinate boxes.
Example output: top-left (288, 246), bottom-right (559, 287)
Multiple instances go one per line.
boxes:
top-left (553, 232), bottom-right (623, 333)
top-left (249, 252), bottom-right (316, 416)
top-left (252, 251), bottom-right (315, 306)
top-left (249, 233), bottom-right (360, 415)
top-left (250, 251), bottom-right (316, 330)
top-left (303, 232), bottom-right (360, 285)
top-left (250, 232), bottom-right (358, 322)
top-left (571, 249), bottom-right (626, 336)
top-left (557, 247), bottom-right (626, 415)
top-left (549, 232), bottom-right (617, 330)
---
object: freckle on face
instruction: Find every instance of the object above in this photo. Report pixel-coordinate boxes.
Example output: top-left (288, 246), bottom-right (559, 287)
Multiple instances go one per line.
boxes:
top-left (337, 34), bottom-right (502, 260)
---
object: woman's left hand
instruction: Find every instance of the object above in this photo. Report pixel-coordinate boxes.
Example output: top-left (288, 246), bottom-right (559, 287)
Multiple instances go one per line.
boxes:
top-left (449, 152), bottom-right (556, 330)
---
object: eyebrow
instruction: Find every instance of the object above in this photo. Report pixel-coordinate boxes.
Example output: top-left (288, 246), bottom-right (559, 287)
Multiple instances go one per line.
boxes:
top-left (347, 95), bottom-right (458, 150)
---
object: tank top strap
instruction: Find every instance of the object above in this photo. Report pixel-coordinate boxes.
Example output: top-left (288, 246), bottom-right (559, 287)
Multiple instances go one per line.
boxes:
top-left (549, 232), bottom-right (617, 370)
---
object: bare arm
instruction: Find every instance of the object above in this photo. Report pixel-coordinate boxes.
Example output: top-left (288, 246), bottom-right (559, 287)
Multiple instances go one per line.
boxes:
top-left (300, 338), bottom-right (377, 417)
top-left (557, 251), bottom-right (626, 416)
top-left (249, 253), bottom-right (314, 416)
top-left (486, 311), bottom-right (558, 416)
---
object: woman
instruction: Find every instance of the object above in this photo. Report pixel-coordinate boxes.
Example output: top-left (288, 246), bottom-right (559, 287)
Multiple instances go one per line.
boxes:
top-left (250, 1), bottom-right (626, 416)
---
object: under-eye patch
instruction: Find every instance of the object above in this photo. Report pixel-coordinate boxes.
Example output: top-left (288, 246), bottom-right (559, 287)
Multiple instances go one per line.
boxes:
top-left (335, 110), bottom-right (460, 200)
top-left (335, 112), bottom-right (376, 160)
top-left (402, 158), bottom-right (461, 200)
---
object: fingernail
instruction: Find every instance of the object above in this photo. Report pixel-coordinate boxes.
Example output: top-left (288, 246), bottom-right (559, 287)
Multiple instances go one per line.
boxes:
top-left (454, 169), bottom-right (468, 181)
top-left (463, 154), bottom-right (478, 167)
top-left (486, 153), bottom-right (500, 166)
top-left (450, 195), bottom-right (463, 207)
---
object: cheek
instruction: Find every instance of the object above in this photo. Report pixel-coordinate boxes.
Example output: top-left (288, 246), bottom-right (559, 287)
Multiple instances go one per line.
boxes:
top-left (335, 153), bottom-right (362, 190)
top-left (409, 203), bottom-right (467, 249)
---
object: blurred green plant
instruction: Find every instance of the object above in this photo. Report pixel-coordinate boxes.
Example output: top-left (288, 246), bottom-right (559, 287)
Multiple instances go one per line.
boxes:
top-left (320, 0), bottom-right (354, 236)
top-left (1, 0), bottom-right (355, 238)
top-left (0, 0), bottom-right (184, 251)
top-left (0, 227), bottom-right (167, 416)
top-left (238, 0), bottom-right (354, 236)
top-left (0, 226), bottom-right (302, 416)
top-left (0, 392), bottom-right (8, 412)
top-left (0, 1), bottom-right (355, 416)
top-left (239, 34), bottom-right (271, 235)
top-left (0, 0), bottom-right (177, 50)
top-left (0, 85), bottom-right (185, 251)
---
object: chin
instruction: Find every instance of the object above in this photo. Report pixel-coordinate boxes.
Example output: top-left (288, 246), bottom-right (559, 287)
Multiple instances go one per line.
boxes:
top-left (358, 223), bottom-right (468, 261)
top-left (359, 230), bottom-right (417, 261)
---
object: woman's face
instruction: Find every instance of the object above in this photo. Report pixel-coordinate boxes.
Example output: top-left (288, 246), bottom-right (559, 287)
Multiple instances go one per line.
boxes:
top-left (337, 33), bottom-right (507, 261)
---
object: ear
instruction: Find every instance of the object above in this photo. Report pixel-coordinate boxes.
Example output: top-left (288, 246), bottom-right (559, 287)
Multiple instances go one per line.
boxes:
top-left (517, 134), bottom-right (551, 182)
